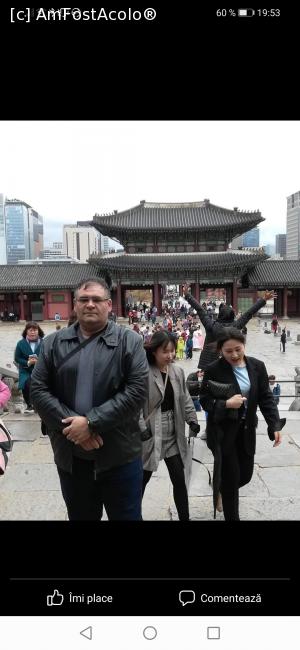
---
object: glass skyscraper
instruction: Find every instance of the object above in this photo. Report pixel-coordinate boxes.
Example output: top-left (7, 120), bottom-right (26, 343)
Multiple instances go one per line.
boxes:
top-left (4, 199), bottom-right (44, 264)
top-left (242, 226), bottom-right (259, 247)
top-left (286, 191), bottom-right (300, 259)
top-left (231, 226), bottom-right (260, 249)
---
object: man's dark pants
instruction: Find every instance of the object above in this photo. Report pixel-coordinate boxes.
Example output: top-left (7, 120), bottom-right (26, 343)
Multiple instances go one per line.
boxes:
top-left (57, 456), bottom-right (143, 521)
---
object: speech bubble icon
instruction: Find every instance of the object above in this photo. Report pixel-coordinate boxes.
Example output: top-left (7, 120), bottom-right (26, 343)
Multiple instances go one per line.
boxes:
top-left (179, 590), bottom-right (195, 606)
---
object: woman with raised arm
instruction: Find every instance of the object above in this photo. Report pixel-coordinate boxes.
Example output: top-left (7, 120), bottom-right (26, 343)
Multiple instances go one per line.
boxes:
top-left (183, 284), bottom-right (276, 371)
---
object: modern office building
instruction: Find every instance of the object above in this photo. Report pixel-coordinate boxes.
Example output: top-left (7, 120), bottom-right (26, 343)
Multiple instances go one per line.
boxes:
top-left (231, 226), bottom-right (260, 249)
top-left (264, 244), bottom-right (275, 256)
top-left (286, 191), bottom-right (300, 259)
top-left (101, 235), bottom-right (110, 254)
top-left (0, 193), bottom-right (7, 264)
top-left (4, 198), bottom-right (44, 264)
top-left (17, 256), bottom-right (80, 264)
top-left (275, 233), bottom-right (286, 258)
top-left (41, 242), bottom-right (65, 259)
top-left (243, 226), bottom-right (260, 247)
top-left (63, 224), bottom-right (101, 262)
top-left (100, 234), bottom-right (124, 254)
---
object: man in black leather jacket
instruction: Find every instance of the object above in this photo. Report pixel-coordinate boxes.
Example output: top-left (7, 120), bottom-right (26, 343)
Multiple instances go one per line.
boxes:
top-left (31, 278), bottom-right (149, 521)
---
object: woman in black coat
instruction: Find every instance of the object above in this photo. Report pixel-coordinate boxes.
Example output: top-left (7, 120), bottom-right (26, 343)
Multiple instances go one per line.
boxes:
top-left (199, 327), bottom-right (284, 521)
top-left (183, 285), bottom-right (276, 370)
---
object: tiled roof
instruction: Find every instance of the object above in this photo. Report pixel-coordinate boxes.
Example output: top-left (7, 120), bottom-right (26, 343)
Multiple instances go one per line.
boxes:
top-left (1, 257), bottom-right (298, 290)
top-left (93, 250), bottom-right (267, 272)
top-left (0, 264), bottom-right (101, 291)
top-left (248, 260), bottom-right (300, 287)
top-left (82, 200), bottom-right (264, 234)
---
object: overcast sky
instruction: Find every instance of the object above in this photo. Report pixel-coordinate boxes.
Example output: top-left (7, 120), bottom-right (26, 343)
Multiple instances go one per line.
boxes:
top-left (0, 120), bottom-right (299, 246)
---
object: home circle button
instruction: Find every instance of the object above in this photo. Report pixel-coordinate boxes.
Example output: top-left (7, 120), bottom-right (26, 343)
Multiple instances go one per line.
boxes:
top-left (143, 626), bottom-right (158, 640)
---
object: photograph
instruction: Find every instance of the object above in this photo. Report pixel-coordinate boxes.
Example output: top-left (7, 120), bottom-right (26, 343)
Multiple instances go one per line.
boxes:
top-left (0, 120), bottom-right (299, 523)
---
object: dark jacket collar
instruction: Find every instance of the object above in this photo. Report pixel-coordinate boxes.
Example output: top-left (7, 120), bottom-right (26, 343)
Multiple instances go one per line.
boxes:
top-left (59, 320), bottom-right (119, 347)
top-left (20, 337), bottom-right (42, 352)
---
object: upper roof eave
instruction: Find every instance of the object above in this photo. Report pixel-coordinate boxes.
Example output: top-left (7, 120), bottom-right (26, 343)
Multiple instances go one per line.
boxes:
top-left (0, 263), bottom-right (101, 291)
top-left (90, 250), bottom-right (268, 272)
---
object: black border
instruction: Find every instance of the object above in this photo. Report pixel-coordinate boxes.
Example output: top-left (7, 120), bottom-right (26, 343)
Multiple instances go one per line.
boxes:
top-left (1, 520), bottom-right (299, 614)
top-left (1, 2), bottom-right (298, 119)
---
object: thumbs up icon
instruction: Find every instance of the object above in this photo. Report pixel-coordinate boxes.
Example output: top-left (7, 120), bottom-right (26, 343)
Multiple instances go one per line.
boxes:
top-left (47, 589), bottom-right (64, 606)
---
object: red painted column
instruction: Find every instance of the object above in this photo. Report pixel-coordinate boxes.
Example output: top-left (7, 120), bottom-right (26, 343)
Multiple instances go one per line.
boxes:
top-left (153, 283), bottom-right (161, 314)
top-left (297, 288), bottom-right (300, 317)
top-left (273, 288), bottom-right (280, 318)
top-left (232, 280), bottom-right (238, 313)
top-left (67, 290), bottom-right (73, 319)
top-left (42, 291), bottom-right (49, 320)
top-left (116, 282), bottom-right (122, 317)
top-left (283, 287), bottom-right (288, 318)
top-left (19, 292), bottom-right (25, 320)
top-left (158, 284), bottom-right (162, 315)
top-left (226, 285), bottom-right (232, 306)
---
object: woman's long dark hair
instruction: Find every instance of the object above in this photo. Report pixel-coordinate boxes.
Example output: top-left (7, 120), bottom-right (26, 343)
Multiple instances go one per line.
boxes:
top-left (144, 330), bottom-right (176, 365)
top-left (22, 321), bottom-right (45, 339)
top-left (216, 327), bottom-right (245, 351)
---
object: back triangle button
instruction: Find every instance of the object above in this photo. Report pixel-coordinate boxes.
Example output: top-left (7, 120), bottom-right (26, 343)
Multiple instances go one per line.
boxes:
top-left (80, 626), bottom-right (92, 640)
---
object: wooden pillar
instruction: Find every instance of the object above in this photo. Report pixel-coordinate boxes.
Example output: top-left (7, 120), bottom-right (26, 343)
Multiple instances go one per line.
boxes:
top-left (296, 288), bottom-right (300, 317)
top-left (158, 284), bottom-right (162, 315)
top-left (273, 289), bottom-right (278, 318)
top-left (226, 285), bottom-right (232, 307)
top-left (283, 287), bottom-right (288, 318)
top-left (19, 292), bottom-right (25, 320)
top-left (116, 282), bottom-right (122, 317)
top-left (273, 288), bottom-right (281, 318)
top-left (232, 280), bottom-right (238, 313)
top-left (67, 290), bottom-right (73, 320)
top-left (42, 291), bottom-right (49, 320)
top-left (153, 283), bottom-right (162, 315)
top-left (194, 282), bottom-right (200, 303)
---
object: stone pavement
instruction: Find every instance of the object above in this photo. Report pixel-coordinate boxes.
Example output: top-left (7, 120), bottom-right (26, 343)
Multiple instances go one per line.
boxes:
top-left (0, 316), bottom-right (300, 520)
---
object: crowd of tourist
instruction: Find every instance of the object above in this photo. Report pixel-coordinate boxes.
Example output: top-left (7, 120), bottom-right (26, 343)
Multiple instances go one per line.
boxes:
top-left (126, 299), bottom-right (208, 359)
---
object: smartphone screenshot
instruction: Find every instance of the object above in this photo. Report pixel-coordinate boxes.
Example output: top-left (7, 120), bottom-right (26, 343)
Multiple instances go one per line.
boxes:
top-left (0, 2), bottom-right (299, 646)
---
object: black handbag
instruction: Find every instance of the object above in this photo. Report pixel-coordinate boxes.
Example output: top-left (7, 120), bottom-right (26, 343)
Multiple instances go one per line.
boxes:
top-left (207, 380), bottom-right (236, 399)
top-left (206, 380), bottom-right (238, 422)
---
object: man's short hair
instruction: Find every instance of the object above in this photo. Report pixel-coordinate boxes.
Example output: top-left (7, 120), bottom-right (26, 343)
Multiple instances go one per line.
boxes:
top-left (74, 277), bottom-right (111, 299)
